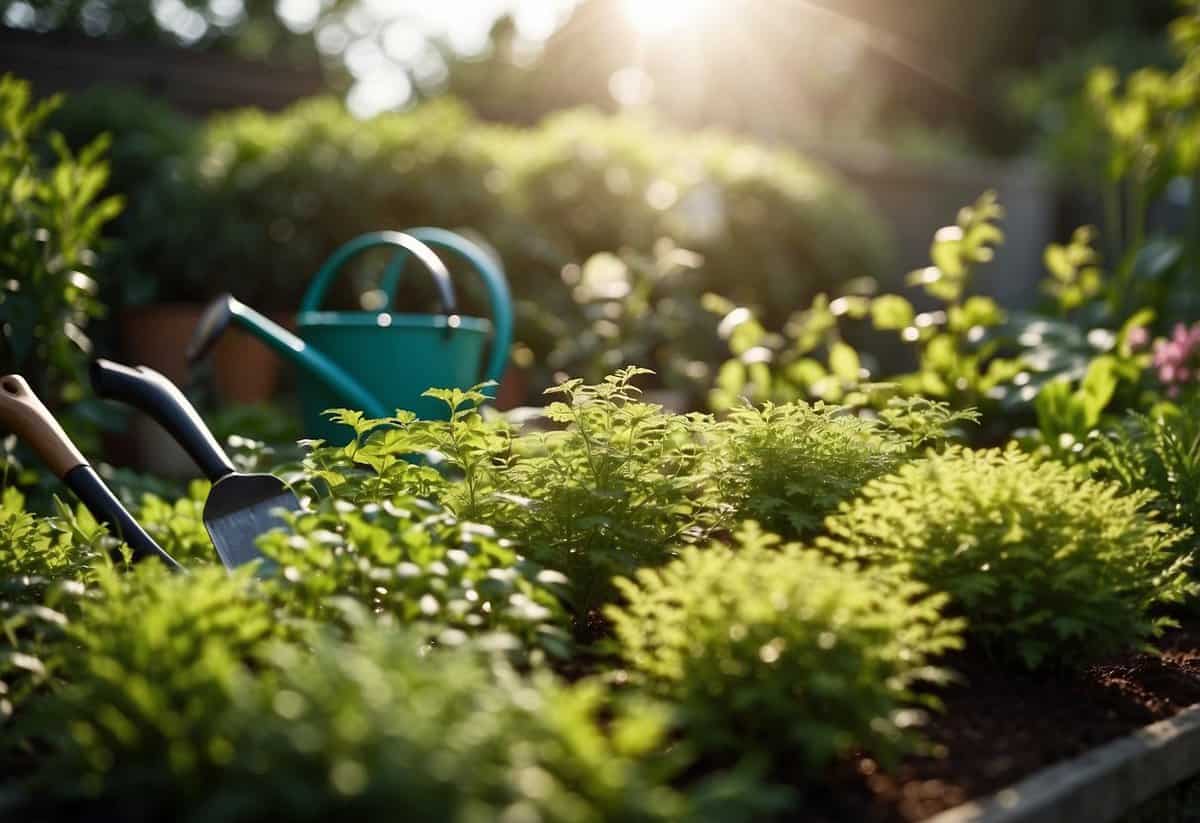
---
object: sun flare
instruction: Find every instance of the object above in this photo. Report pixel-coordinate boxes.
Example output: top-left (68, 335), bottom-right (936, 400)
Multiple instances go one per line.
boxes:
top-left (620, 0), bottom-right (720, 35)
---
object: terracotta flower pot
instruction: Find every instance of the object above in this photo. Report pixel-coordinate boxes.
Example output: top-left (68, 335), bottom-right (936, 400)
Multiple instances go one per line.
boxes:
top-left (119, 303), bottom-right (288, 404)
top-left (495, 365), bottom-right (532, 411)
top-left (118, 303), bottom-right (291, 477)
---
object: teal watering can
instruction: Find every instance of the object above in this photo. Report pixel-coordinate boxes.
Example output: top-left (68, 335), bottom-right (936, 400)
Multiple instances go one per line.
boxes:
top-left (187, 229), bottom-right (513, 444)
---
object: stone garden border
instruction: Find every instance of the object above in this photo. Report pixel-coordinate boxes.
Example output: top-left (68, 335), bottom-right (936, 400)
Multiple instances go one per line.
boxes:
top-left (927, 703), bottom-right (1200, 823)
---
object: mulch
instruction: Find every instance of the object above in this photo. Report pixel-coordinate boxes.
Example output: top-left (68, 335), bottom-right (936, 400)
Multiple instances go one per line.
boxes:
top-left (797, 618), bottom-right (1200, 822)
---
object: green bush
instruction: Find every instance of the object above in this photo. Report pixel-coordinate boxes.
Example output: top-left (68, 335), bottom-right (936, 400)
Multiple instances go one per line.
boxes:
top-left (608, 524), bottom-right (962, 773)
top-left (52, 90), bottom-right (889, 385)
top-left (256, 496), bottom-right (572, 659)
top-left (6, 562), bottom-right (281, 807)
top-left (822, 445), bottom-right (1194, 669)
top-left (705, 398), bottom-right (976, 539)
top-left (11, 590), bottom-right (689, 822)
top-left (0, 75), bottom-right (120, 412)
top-left (301, 371), bottom-right (974, 640)
top-left (511, 108), bottom-right (889, 321)
top-left (304, 369), bottom-right (713, 641)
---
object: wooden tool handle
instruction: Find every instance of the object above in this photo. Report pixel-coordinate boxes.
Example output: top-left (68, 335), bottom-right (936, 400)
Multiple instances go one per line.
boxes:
top-left (0, 375), bottom-right (87, 477)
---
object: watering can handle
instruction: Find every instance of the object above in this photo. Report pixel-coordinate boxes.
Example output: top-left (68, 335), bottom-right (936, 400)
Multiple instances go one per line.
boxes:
top-left (300, 231), bottom-right (458, 317)
top-left (375, 228), bottom-right (514, 390)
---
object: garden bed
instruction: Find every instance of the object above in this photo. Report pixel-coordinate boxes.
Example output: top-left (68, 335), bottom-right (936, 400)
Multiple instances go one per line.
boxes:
top-left (810, 619), bottom-right (1200, 822)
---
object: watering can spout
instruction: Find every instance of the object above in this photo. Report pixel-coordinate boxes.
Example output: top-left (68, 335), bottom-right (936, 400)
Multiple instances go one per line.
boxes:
top-left (188, 294), bottom-right (390, 421)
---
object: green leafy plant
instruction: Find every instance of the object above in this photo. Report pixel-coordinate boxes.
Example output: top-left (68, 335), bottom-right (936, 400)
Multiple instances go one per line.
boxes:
top-left (822, 445), bottom-right (1194, 669)
top-left (0, 75), bottom-right (120, 410)
top-left (1096, 401), bottom-right (1200, 548)
top-left (256, 496), bottom-right (571, 659)
top-left (708, 192), bottom-right (1019, 413)
top-left (304, 369), bottom-right (714, 641)
top-left (490, 368), bottom-right (712, 631)
top-left (8, 562), bottom-right (282, 809)
top-left (14, 607), bottom-right (695, 822)
top-left (1019, 1), bottom-right (1200, 328)
top-left (704, 398), bottom-right (975, 539)
top-left (0, 487), bottom-right (98, 723)
top-left (608, 523), bottom-right (962, 773)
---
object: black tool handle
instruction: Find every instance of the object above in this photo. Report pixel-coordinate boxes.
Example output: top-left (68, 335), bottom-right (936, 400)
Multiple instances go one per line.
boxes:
top-left (187, 294), bottom-right (235, 364)
top-left (64, 466), bottom-right (183, 571)
top-left (0, 374), bottom-right (181, 570)
top-left (90, 359), bottom-right (236, 482)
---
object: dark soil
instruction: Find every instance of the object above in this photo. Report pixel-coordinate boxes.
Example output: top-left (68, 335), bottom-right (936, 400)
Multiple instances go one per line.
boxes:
top-left (799, 618), bottom-right (1200, 822)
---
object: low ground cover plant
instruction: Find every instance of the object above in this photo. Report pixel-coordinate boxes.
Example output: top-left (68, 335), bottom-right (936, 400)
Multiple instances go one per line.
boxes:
top-left (608, 523), bottom-right (963, 774)
top-left (822, 445), bottom-right (1194, 669)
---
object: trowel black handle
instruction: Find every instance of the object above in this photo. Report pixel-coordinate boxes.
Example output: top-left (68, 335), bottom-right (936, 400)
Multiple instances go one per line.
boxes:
top-left (90, 359), bottom-right (236, 482)
top-left (0, 374), bottom-right (182, 570)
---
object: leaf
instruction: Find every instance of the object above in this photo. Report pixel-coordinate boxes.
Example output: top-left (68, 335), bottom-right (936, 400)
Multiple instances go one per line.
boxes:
top-left (870, 295), bottom-right (914, 331)
top-left (828, 342), bottom-right (860, 383)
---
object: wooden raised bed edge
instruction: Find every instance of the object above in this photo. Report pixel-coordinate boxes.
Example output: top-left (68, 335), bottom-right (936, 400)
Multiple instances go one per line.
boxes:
top-left (926, 703), bottom-right (1200, 823)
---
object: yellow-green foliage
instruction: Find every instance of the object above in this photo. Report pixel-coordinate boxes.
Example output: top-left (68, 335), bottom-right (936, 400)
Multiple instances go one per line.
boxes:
top-left (608, 524), bottom-right (962, 772)
top-left (823, 446), bottom-right (1194, 669)
top-left (16, 613), bottom-right (696, 822)
top-left (256, 497), bottom-right (571, 659)
top-left (12, 563), bottom-right (280, 806)
top-left (705, 398), bottom-right (973, 539)
top-left (306, 371), bottom-right (970, 640)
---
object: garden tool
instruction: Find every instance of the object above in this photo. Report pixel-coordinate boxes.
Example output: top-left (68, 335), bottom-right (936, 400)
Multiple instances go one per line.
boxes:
top-left (187, 229), bottom-right (513, 444)
top-left (90, 358), bottom-right (299, 570)
top-left (0, 374), bottom-right (182, 570)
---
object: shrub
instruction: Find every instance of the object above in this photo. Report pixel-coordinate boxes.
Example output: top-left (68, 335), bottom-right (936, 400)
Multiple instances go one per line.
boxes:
top-left (608, 524), bottom-right (962, 773)
top-left (822, 445), bottom-right (1194, 669)
top-left (54, 90), bottom-right (889, 387)
top-left (0, 75), bottom-right (120, 414)
top-left (482, 368), bottom-right (712, 634)
top-left (304, 369), bottom-right (715, 641)
top-left (9, 562), bottom-right (282, 809)
top-left (256, 496), bottom-right (572, 659)
top-left (511, 108), bottom-right (890, 323)
top-left (704, 398), bottom-right (975, 539)
top-left (14, 613), bottom-right (691, 823)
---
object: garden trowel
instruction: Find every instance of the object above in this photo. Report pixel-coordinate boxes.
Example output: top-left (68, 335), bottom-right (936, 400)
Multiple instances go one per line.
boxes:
top-left (90, 358), bottom-right (300, 570)
top-left (0, 373), bottom-right (182, 570)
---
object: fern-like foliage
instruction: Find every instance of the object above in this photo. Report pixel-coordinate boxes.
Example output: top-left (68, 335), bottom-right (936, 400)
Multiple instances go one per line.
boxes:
top-left (608, 523), bottom-right (963, 773)
top-left (704, 398), bottom-right (975, 539)
top-left (822, 445), bottom-right (1195, 669)
top-left (1096, 407), bottom-right (1200, 551)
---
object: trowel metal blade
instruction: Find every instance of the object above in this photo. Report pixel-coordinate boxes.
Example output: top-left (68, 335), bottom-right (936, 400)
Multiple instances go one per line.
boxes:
top-left (202, 473), bottom-right (301, 570)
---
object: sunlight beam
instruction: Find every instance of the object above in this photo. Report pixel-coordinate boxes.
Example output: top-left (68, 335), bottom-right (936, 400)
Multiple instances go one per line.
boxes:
top-left (620, 0), bottom-right (719, 35)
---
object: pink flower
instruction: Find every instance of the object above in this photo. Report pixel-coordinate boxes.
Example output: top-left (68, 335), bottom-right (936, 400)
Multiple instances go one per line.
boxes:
top-left (1127, 325), bottom-right (1150, 351)
top-left (1152, 321), bottom-right (1200, 396)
